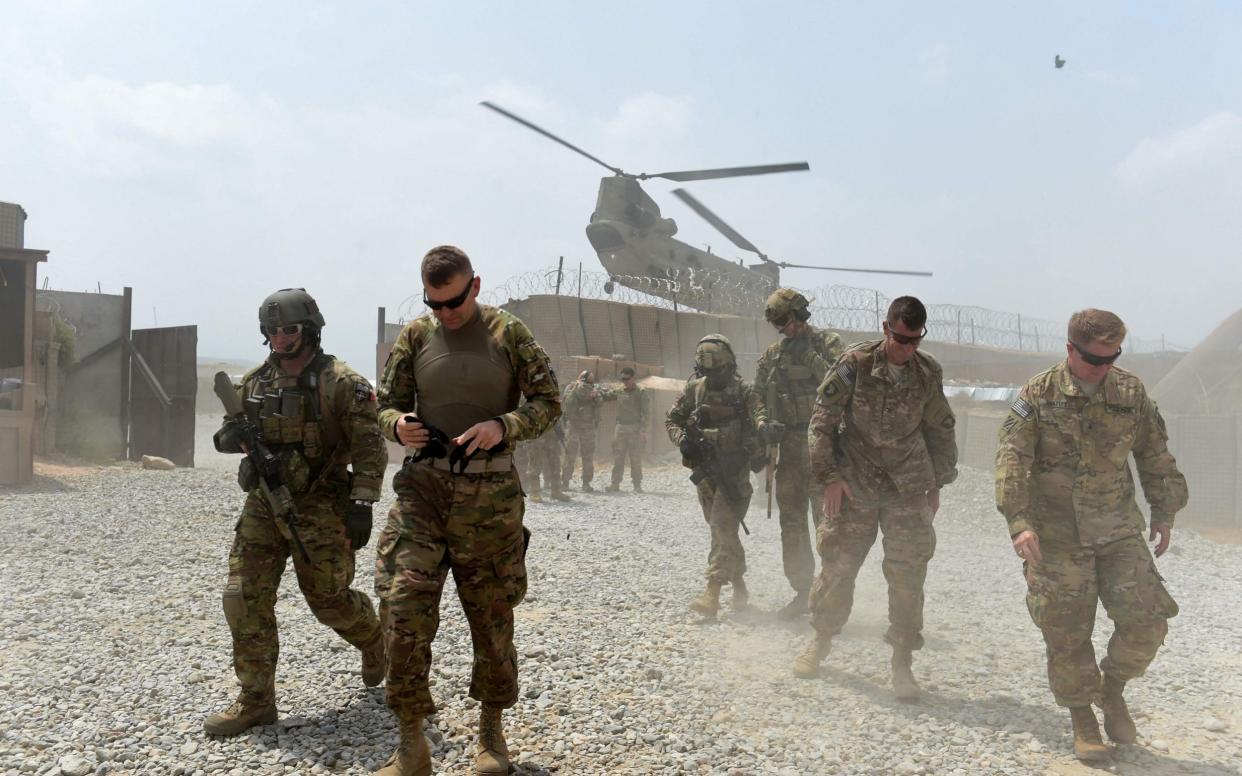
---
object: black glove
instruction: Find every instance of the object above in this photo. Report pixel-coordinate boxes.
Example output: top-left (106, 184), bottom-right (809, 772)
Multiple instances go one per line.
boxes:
top-left (345, 501), bottom-right (373, 550)
top-left (760, 421), bottom-right (786, 445)
top-left (680, 437), bottom-right (707, 462)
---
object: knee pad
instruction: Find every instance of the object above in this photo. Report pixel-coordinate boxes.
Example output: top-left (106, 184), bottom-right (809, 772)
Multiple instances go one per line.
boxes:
top-left (222, 575), bottom-right (246, 626)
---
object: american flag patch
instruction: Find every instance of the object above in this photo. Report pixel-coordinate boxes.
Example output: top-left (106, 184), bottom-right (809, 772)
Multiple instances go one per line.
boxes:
top-left (1010, 398), bottom-right (1033, 419)
top-left (835, 363), bottom-right (854, 385)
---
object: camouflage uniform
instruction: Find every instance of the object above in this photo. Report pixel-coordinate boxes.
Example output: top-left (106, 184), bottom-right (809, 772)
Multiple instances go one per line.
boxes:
top-left (754, 325), bottom-right (844, 595)
top-left (807, 341), bottom-right (957, 651)
top-left (995, 362), bottom-right (1187, 708)
top-left (610, 384), bottom-right (649, 489)
top-left (375, 305), bottom-right (558, 717)
top-left (560, 380), bottom-right (616, 489)
top-left (526, 423), bottom-right (565, 496)
top-left (214, 350), bottom-right (388, 708)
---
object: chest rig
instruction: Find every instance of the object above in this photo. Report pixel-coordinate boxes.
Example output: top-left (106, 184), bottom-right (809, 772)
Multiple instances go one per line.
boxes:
top-left (774, 336), bottom-right (831, 426)
top-left (242, 354), bottom-right (332, 461)
top-left (693, 381), bottom-right (746, 452)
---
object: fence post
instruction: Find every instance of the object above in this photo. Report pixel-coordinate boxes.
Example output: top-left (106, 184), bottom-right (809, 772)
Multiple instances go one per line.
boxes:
top-left (555, 256), bottom-right (564, 295)
top-left (971, 317), bottom-right (976, 345)
top-left (956, 309), bottom-right (962, 344)
top-left (1017, 314), bottom-right (1024, 352)
top-left (874, 291), bottom-right (881, 332)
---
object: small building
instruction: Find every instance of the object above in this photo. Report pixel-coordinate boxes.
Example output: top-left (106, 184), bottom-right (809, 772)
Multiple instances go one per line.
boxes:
top-left (0, 202), bottom-right (49, 485)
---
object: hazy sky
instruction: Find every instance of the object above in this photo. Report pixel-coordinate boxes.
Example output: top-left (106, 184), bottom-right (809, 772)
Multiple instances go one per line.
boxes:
top-left (3, 1), bottom-right (1240, 374)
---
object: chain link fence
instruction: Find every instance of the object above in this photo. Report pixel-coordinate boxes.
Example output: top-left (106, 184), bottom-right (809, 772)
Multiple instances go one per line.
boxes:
top-left (397, 263), bottom-right (1183, 354)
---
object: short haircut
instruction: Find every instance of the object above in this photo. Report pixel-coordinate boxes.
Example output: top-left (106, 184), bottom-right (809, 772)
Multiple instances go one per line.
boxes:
top-left (619, 367), bottom-right (636, 378)
top-left (886, 296), bottom-right (927, 331)
top-left (422, 245), bottom-right (473, 288)
top-left (1068, 309), bottom-right (1126, 347)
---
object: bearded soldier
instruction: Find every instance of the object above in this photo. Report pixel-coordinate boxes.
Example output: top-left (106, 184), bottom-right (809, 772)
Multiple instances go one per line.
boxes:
top-left (560, 371), bottom-right (617, 492)
top-left (667, 335), bottom-right (770, 619)
top-left (793, 296), bottom-right (957, 702)
top-left (375, 245), bottom-right (559, 776)
top-left (996, 309), bottom-right (1187, 762)
top-left (206, 289), bottom-right (387, 735)
top-left (753, 288), bottom-right (845, 618)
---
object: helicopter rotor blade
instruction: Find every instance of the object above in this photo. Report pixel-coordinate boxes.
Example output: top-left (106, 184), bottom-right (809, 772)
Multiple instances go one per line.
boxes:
top-left (671, 188), bottom-right (767, 258)
top-left (644, 162), bottom-right (810, 182)
top-left (480, 101), bottom-right (623, 176)
top-left (777, 261), bottom-right (933, 277)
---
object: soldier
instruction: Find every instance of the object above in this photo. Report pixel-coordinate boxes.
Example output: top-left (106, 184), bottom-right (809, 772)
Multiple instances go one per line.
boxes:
top-left (560, 370), bottom-right (617, 491)
top-left (995, 309), bottom-right (1187, 762)
top-left (606, 366), bottom-right (649, 493)
top-left (375, 245), bottom-right (559, 776)
top-left (667, 334), bottom-right (770, 619)
top-left (205, 289), bottom-right (387, 736)
top-left (525, 419), bottom-right (571, 502)
top-left (753, 288), bottom-right (845, 619)
top-left (792, 296), bottom-right (957, 702)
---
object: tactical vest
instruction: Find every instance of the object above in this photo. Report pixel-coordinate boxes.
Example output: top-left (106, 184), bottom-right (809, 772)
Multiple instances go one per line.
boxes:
top-left (412, 313), bottom-right (514, 438)
top-left (616, 387), bottom-right (644, 425)
top-left (692, 380), bottom-right (747, 453)
top-left (772, 336), bottom-right (832, 425)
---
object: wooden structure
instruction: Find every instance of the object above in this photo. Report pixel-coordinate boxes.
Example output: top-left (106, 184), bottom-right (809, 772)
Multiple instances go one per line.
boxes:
top-left (0, 245), bottom-right (48, 485)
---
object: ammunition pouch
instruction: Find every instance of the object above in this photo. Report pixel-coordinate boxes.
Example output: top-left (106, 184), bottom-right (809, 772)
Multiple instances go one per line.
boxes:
top-left (237, 457), bottom-right (259, 492)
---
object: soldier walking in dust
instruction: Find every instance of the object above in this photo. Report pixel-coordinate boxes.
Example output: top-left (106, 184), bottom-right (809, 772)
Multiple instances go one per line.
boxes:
top-left (607, 367), bottom-right (649, 492)
top-left (753, 288), bottom-right (845, 618)
top-left (560, 370), bottom-right (617, 491)
top-left (792, 296), bottom-right (957, 701)
top-left (995, 309), bottom-right (1187, 762)
top-left (667, 335), bottom-right (770, 619)
top-left (205, 289), bottom-right (388, 735)
top-left (524, 420), bottom-right (571, 502)
top-left (375, 245), bottom-right (560, 776)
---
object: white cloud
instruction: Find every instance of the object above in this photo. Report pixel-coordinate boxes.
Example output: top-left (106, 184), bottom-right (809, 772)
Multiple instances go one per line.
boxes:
top-left (600, 92), bottom-right (693, 144)
top-left (1117, 111), bottom-right (1242, 185)
top-left (915, 43), bottom-right (950, 87)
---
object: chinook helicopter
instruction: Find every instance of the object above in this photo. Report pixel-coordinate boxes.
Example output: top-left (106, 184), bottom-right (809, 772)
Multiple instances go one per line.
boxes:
top-left (482, 101), bottom-right (930, 315)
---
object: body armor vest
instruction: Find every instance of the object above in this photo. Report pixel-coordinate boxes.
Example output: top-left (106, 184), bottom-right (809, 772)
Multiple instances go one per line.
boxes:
top-left (412, 313), bottom-right (514, 438)
top-left (774, 335), bottom-right (832, 425)
top-left (693, 381), bottom-right (746, 452)
top-left (242, 353), bottom-right (343, 493)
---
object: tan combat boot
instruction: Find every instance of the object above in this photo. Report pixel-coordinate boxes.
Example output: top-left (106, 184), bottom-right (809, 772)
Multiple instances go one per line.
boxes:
top-left (374, 710), bottom-right (431, 776)
top-left (890, 646), bottom-right (921, 702)
top-left (1098, 673), bottom-right (1138, 744)
top-left (688, 581), bottom-right (723, 619)
top-left (203, 696), bottom-right (277, 736)
top-left (528, 489), bottom-right (543, 503)
top-left (476, 704), bottom-right (509, 775)
top-left (1070, 705), bottom-right (1113, 762)
top-left (792, 637), bottom-right (832, 679)
top-left (731, 578), bottom-right (749, 610)
top-left (550, 485), bottom-right (572, 501)
top-left (361, 632), bottom-right (387, 687)
top-left (776, 590), bottom-right (808, 620)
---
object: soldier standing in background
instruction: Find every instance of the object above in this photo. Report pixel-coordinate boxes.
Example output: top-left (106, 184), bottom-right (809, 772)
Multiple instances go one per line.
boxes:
top-left (793, 296), bottom-right (957, 702)
top-left (607, 366), bottom-right (649, 493)
top-left (667, 335), bottom-right (770, 620)
top-left (525, 418), bottom-right (571, 502)
top-left (561, 370), bottom-right (617, 492)
top-left (375, 245), bottom-right (560, 776)
top-left (206, 289), bottom-right (387, 736)
top-left (753, 288), bottom-right (845, 619)
top-left (996, 309), bottom-right (1187, 762)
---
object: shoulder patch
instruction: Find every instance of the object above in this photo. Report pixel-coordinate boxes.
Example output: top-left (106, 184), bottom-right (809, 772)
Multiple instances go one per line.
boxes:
top-left (835, 362), bottom-right (855, 385)
top-left (1010, 398), bottom-right (1033, 419)
top-left (354, 381), bottom-right (376, 403)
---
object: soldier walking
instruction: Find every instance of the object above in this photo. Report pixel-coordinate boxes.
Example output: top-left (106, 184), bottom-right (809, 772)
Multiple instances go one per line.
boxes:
top-left (753, 288), bottom-right (845, 618)
top-left (205, 289), bottom-right (387, 735)
top-left (792, 296), bottom-right (957, 702)
top-left (607, 366), bottom-right (649, 492)
top-left (996, 309), bottom-right (1187, 762)
top-left (375, 245), bottom-right (560, 776)
top-left (560, 370), bottom-right (616, 491)
top-left (667, 335), bottom-right (770, 619)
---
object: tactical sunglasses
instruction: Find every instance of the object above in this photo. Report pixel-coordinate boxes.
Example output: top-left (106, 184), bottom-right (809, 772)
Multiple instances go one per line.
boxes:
top-left (885, 324), bottom-right (927, 346)
top-left (424, 274), bottom-right (475, 311)
top-left (770, 314), bottom-right (792, 328)
top-left (262, 323), bottom-right (303, 336)
top-left (1070, 341), bottom-right (1122, 366)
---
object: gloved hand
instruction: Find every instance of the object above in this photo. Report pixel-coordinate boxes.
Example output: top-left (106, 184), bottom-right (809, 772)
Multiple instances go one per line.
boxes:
top-left (760, 421), bottom-right (786, 445)
top-left (345, 501), bottom-right (374, 550)
top-left (680, 437), bottom-right (707, 462)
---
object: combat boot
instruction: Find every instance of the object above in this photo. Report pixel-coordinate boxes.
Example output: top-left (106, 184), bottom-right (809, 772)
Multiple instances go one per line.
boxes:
top-left (776, 590), bottom-right (808, 620)
top-left (688, 581), bottom-right (722, 619)
top-left (605, 483), bottom-right (620, 492)
top-left (792, 637), bottom-right (832, 679)
top-left (550, 486), bottom-right (572, 502)
top-left (374, 710), bottom-right (431, 776)
top-left (1098, 673), bottom-right (1138, 744)
top-left (528, 490), bottom-right (543, 503)
top-left (731, 578), bottom-right (749, 610)
top-left (890, 646), bottom-right (921, 702)
top-left (361, 632), bottom-right (387, 687)
top-left (632, 482), bottom-right (643, 493)
top-left (203, 696), bottom-right (277, 736)
top-left (581, 483), bottom-right (594, 493)
top-left (1070, 705), bottom-right (1112, 761)
top-left (476, 704), bottom-right (509, 775)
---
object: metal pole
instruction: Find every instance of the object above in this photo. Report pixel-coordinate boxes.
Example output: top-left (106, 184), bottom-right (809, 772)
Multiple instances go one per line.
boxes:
top-left (377, 307), bottom-right (386, 345)
top-left (971, 317), bottom-right (976, 345)
top-left (121, 286), bottom-right (133, 460)
top-left (555, 256), bottom-right (564, 296)
top-left (956, 309), bottom-right (962, 344)
top-left (1017, 314), bottom-right (1024, 352)
top-left (874, 291), bottom-right (881, 332)
top-left (577, 262), bottom-right (583, 298)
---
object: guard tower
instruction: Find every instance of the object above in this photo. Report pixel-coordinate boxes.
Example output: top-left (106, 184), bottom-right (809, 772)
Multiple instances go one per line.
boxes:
top-left (0, 202), bottom-right (49, 485)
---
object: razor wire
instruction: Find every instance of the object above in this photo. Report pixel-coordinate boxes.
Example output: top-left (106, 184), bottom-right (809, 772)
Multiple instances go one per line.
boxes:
top-left (400, 264), bottom-right (1183, 354)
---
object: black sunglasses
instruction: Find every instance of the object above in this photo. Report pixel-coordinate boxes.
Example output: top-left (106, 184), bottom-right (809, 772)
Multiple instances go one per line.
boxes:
top-left (262, 323), bottom-right (303, 337)
top-left (1070, 341), bottom-right (1122, 366)
top-left (770, 314), bottom-right (792, 328)
top-left (885, 323), bottom-right (927, 346)
top-left (424, 274), bottom-right (475, 311)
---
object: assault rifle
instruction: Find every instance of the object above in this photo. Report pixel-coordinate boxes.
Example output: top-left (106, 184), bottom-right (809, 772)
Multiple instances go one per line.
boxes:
top-left (213, 372), bottom-right (311, 563)
top-left (683, 422), bottom-right (751, 536)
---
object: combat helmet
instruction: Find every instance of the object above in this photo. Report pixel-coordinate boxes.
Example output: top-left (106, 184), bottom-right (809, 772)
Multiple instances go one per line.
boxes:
top-left (695, 334), bottom-right (736, 373)
top-left (764, 288), bottom-right (812, 324)
top-left (259, 288), bottom-right (325, 357)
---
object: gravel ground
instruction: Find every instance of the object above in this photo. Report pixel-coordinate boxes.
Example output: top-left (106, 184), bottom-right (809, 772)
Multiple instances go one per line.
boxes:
top-left (1, 419), bottom-right (1240, 776)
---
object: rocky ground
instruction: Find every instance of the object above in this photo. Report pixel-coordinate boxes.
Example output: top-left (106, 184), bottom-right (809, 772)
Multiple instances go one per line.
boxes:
top-left (1, 421), bottom-right (1240, 776)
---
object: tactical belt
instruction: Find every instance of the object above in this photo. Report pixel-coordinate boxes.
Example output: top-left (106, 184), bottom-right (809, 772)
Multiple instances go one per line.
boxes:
top-left (423, 453), bottom-right (513, 475)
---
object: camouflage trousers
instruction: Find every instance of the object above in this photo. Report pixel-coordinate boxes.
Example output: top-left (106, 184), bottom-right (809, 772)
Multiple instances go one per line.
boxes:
top-left (375, 461), bottom-right (528, 716)
top-left (696, 475), bottom-right (754, 586)
top-left (611, 423), bottom-right (645, 487)
top-left (223, 487), bottom-right (381, 706)
top-left (1024, 533), bottom-right (1178, 707)
top-left (773, 429), bottom-right (824, 594)
top-left (523, 435), bottom-right (561, 493)
top-left (561, 421), bottom-right (597, 487)
top-left (808, 486), bottom-right (935, 650)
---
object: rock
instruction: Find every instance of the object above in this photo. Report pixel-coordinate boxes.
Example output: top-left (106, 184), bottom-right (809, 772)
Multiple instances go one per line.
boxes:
top-left (140, 455), bottom-right (177, 471)
top-left (1150, 739), bottom-right (1170, 751)
top-left (180, 741), bottom-right (198, 756)
top-left (1204, 717), bottom-right (1228, 732)
top-left (58, 755), bottom-right (93, 776)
